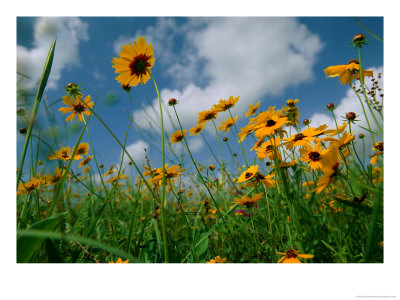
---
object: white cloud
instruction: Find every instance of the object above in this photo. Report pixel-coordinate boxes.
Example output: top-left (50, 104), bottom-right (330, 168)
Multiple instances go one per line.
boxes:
top-left (17, 17), bottom-right (89, 91)
top-left (120, 139), bottom-right (149, 169)
top-left (122, 18), bottom-right (323, 133)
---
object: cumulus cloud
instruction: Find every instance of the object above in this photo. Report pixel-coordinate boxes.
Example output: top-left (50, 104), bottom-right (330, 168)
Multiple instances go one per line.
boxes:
top-left (17, 17), bottom-right (89, 91)
top-left (120, 17), bottom-right (323, 133)
top-left (120, 139), bottom-right (149, 169)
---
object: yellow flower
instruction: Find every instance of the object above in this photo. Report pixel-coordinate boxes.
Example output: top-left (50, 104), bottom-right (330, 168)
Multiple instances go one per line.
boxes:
top-left (284, 125), bottom-right (328, 150)
top-left (59, 94), bottom-right (94, 122)
top-left (197, 108), bottom-right (218, 124)
top-left (324, 59), bottom-right (373, 85)
top-left (189, 123), bottom-right (205, 136)
top-left (218, 116), bottom-right (238, 132)
top-left (170, 129), bottom-right (187, 143)
top-left (322, 131), bottom-right (355, 149)
top-left (237, 165), bottom-right (258, 183)
top-left (48, 146), bottom-right (81, 162)
top-left (104, 165), bottom-right (117, 176)
top-left (17, 176), bottom-right (43, 195)
top-left (106, 173), bottom-right (127, 184)
top-left (213, 96), bottom-right (239, 112)
top-left (245, 101), bottom-right (260, 117)
top-left (112, 37), bottom-right (156, 87)
top-left (79, 155), bottom-right (93, 168)
top-left (206, 256), bottom-right (227, 263)
top-left (43, 166), bottom-right (66, 186)
top-left (74, 143), bottom-right (89, 158)
top-left (277, 249), bottom-right (314, 263)
top-left (315, 144), bottom-right (340, 194)
top-left (253, 107), bottom-right (288, 139)
top-left (109, 257), bottom-right (129, 263)
top-left (150, 164), bottom-right (186, 183)
top-left (255, 137), bottom-right (281, 161)
top-left (299, 143), bottom-right (329, 170)
top-left (233, 192), bottom-right (263, 208)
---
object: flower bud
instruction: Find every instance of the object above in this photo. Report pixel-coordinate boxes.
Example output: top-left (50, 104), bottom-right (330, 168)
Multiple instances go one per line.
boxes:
top-left (345, 112), bottom-right (356, 121)
top-left (358, 133), bottom-right (365, 139)
top-left (168, 98), bottom-right (178, 106)
top-left (302, 119), bottom-right (310, 126)
top-left (122, 83), bottom-right (131, 92)
top-left (17, 108), bottom-right (26, 117)
top-left (223, 137), bottom-right (228, 142)
top-left (353, 33), bottom-right (366, 44)
top-left (19, 128), bottom-right (27, 134)
top-left (209, 165), bottom-right (215, 171)
top-left (326, 103), bottom-right (335, 110)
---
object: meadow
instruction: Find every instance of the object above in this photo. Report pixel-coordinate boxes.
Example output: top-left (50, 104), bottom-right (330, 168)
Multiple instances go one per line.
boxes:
top-left (16, 30), bottom-right (383, 264)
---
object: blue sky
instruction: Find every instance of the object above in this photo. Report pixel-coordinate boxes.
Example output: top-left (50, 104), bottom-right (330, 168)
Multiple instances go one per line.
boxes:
top-left (16, 17), bottom-right (383, 176)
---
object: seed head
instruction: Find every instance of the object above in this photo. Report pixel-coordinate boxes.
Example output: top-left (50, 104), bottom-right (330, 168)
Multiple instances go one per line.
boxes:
top-left (345, 112), bottom-right (356, 121)
top-left (168, 98), bottom-right (178, 106)
top-left (326, 103), bottom-right (335, 110)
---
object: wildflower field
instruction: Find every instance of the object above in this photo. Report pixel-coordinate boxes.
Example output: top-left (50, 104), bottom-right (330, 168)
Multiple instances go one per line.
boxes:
top-left (16, 18), bottom-right (384, 264)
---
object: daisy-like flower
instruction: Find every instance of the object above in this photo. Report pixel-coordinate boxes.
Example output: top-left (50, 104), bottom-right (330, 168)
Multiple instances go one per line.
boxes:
top-left (189, 123), bottom-right (205, 136)
top-left (17, 176), bottom-right (43, 195)
top-left (238, 124), bottom-right (256, 142)
top-left (73, 142), bottom-right (89, 159)
top-left (170, 129), bottom-right (187, 143)
top-left (48, 146), bottom-right (81, 162)
top-left (106, 173), bottom-right (127, 184)
top-left (109, 257), bottom-right (129, 263)
top-left (79, 155), bottom-right (93, 168)
top-left (43, 166), bottom-right (66, 186)
top-left (299, 143), bottom-right (329, 170)
top-left (233, 192), bottom-right (263, 208)
top-left (324, 59), bottom-right (373, 85)
top-left (253, 107), bottom-right (289, 139)
top-left (112, 37), bottom-right (156, 87)
top-left (315, 144), bottom-right (340, 194)
top-left (59, 94), bottom-right (94, 122)
top-left (218, 116), bottom-right (238, 133)
top-left (150, 164), bottom-right (186, 183)
top-left (277, 249), bottom-right (314, 263)
top-left (245, 101), bottom-right (260, 118)
top-left (325, 122), bottom-right (347, 136)
top-left (284, 125), bottom-right (328, 150)
top-left (213, 96), bottom-right (239, 112)
top-left (104, 165), bottom-right (117, 176)
top-left (197, 108), bottom-right (218, 124)
top-left (322, 131), bottom-right (355, 149)
top-left (206, 256), bottom-right (227, 263)
top-left (255, 137), bottom-right (282, 161)
top-left (237, 165), bottom-right (258, 183)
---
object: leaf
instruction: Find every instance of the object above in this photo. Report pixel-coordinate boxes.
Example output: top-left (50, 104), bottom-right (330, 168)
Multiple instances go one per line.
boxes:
top-left (321, 240), bottom-right (337, 254)
top-left (17, 213), bottom-right (66, 263)
top-left (194, 233), bottom-right (209, 258)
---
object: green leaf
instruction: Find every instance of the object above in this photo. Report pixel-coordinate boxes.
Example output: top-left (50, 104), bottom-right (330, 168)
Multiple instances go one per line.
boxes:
top-left (321, 240), bottom-right (337, 254)
top-left (17, 213), bottom-right (66, 263)
top-left (194, 233), bottom-right (208, 258)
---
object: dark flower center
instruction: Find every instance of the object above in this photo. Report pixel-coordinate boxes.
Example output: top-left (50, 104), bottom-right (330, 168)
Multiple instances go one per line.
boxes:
top-left (73, 103), bottom-right (86, 113)
top-left (293, 133), bottom-right (305, 141)
top-left (286, 249), bottom-right (298, 258)
top-left (308, 151), bottom-right (321, 161)
top-left (245, 172), bottom-right (253, 179)
top-left (129, 54), bottom-right (152, 77)
top-left (266, 119), bottom-right (276, 127)
top-left (265, 145), bottom-right (274, 152)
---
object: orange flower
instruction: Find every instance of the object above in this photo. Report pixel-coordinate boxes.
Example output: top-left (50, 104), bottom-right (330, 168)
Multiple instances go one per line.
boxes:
top-left (213, 96), bottom-right (239, 112)
top-left (277, 249), bottom-right (314, 263)
top-left (59, 94), bottom-right (94, 122)
top-left (324, 59), bottom-right (373, 85)
top-left (206, 256), bottom-right (227, 263)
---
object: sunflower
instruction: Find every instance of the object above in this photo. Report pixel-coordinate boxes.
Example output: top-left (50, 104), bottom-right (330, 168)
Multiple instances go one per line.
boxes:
top-left (277, 249), bottom-right (314, 263)
top-left (218, 116), bottom-right (238, 133)
top-left (206, 256), bottom-right (227, 263)
top-left (197, 108), bottom-right (218, 124)
top-left (245, 101), bottom-right (260, 118)
top-left (299, 143), bottom-right (329, 170)
top-left (213, 96), bottom-right (239, 112)
top-left (189, 123), bottom-right (205, 136)
top-left (237, 165), bottom-right (258, 183)
top-left (324, 59), bottom-right (373, 85)
top-left (59, 94), bottom-right (94, 122)
top-left (112, 37), bottom-right (156, 87)
top-left (170, 129), bottom-right (187, 143)
top-left (233, 192), bottom-right (263, 208)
